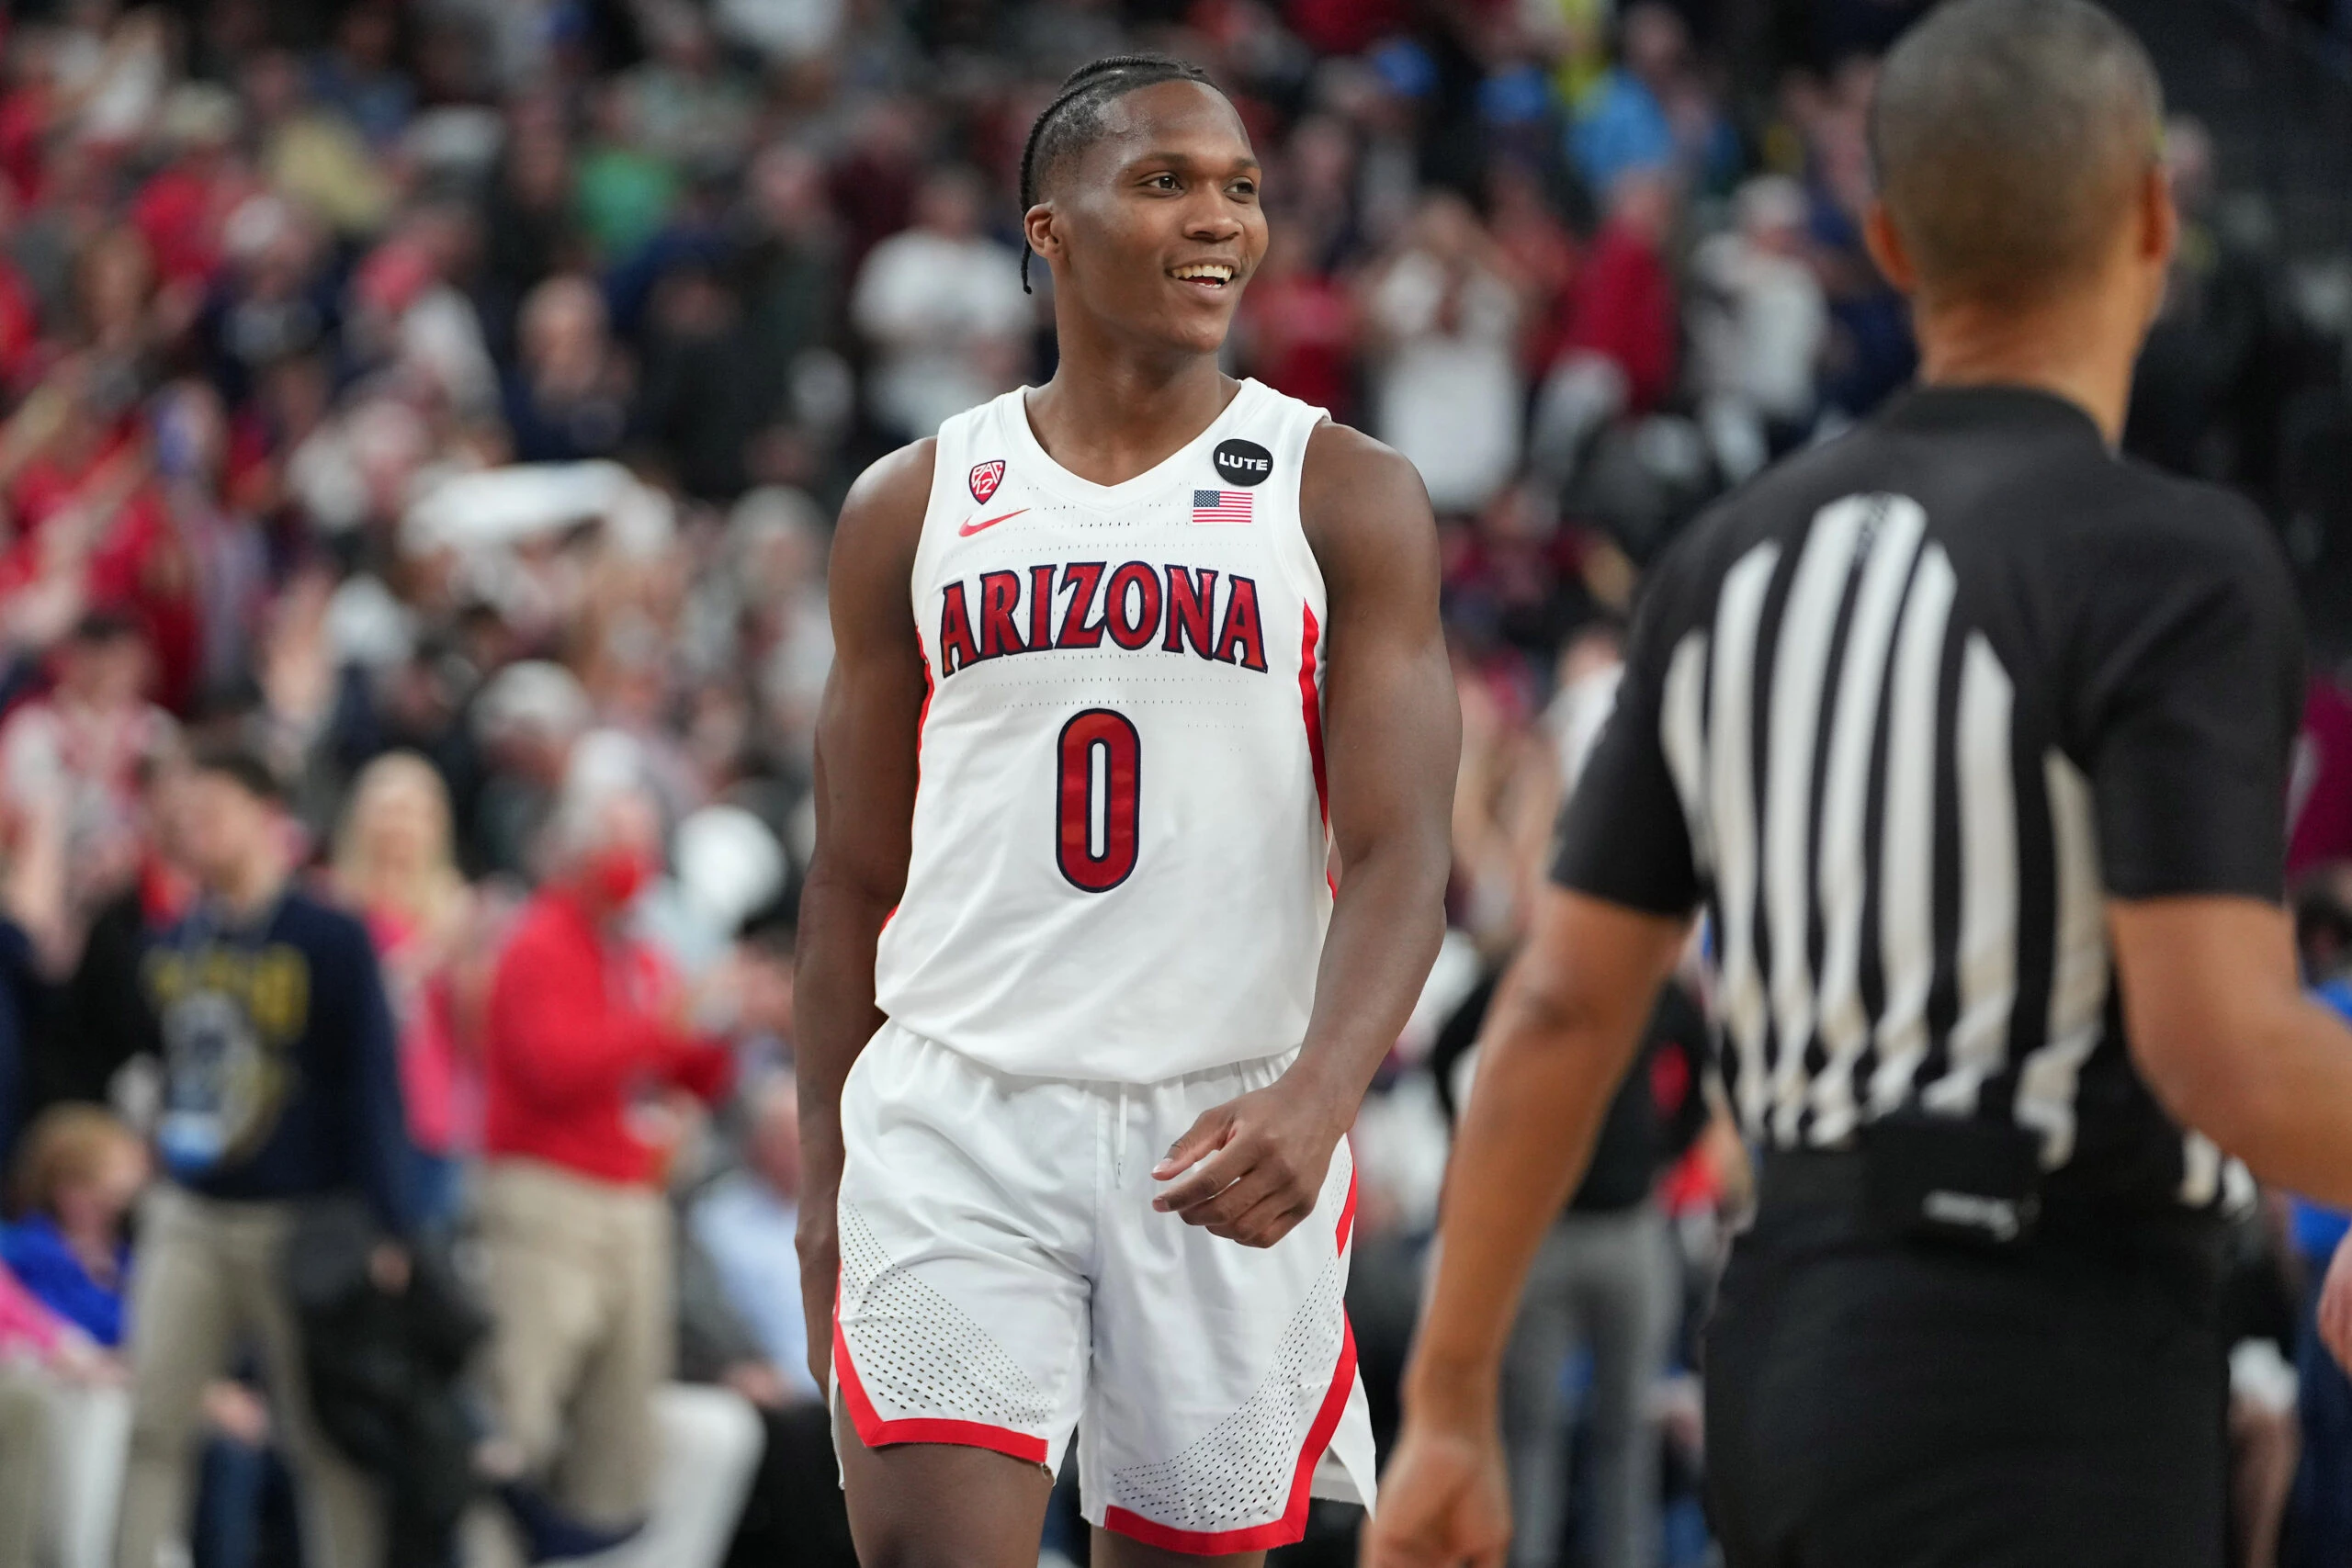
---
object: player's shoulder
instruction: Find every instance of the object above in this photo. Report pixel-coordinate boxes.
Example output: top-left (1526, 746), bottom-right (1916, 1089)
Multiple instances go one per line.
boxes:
top-left (829, 436), bottom-right (939, 590)
top-left (1298, 420), bottom-right (1438, 590)
top-left (1299, 420), bottom-right (1430, 533)
top-left (837, 437), bottom-right (939, 537)
top-left (1301, 418), bottom-right (1421, 493)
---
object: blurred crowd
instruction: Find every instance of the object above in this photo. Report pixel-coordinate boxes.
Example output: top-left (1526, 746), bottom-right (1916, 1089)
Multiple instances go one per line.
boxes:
top-left (0, 0), bottom-right (2346, 1565)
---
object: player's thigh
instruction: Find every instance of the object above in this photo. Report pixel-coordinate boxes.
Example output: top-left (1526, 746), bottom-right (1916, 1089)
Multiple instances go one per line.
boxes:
top-left (833, 1024), bottom-right (1093, 1492)
top-left (833, 1397), bottom-right (1055, 1568)
top-left (1083, 1055), bottom-right (1374, 1553)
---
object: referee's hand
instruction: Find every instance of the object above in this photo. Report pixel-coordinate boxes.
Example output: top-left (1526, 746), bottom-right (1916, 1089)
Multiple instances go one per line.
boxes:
top-left (2323, 1233), bottom-right (2352, 1374)
top-left (1360, 1422), bottom-right (1511, 1568)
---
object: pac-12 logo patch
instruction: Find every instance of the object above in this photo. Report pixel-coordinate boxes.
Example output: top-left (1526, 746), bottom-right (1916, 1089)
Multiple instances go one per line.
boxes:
top-left (1214, 438), bottom-right (1272, 487)
top-left (968, 459), bottom-right (1006, 503)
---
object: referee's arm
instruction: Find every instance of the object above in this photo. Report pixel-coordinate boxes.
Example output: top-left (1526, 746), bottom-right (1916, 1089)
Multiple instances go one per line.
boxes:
top-left (2075, 504), bottom-right (2352, 1213)
top-left (2115, 903), bottom-right (2352, 1211)
top-left (1379, 887), bottom-right (1690, 1563)
top-left (2087, 500), bottom-right (2352, 1370)
top-left (1369, 574), bottom-right (1700, 1568)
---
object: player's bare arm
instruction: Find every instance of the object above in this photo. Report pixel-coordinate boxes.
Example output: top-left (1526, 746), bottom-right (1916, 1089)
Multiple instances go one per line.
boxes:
top-left (1151, 423), bottom-right (1458, 1247)
top-left (794, 438), bottom-right (932, 1393)
top-left (1363, 888), bottom-right (1689, 1568)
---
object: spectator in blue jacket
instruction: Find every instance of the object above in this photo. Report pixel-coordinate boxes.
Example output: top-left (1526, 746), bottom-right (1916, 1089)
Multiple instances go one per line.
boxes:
top-left (3, 1103), bottom-right (146, 1349)
top-left (114, 735), bottom-right (414, 1568)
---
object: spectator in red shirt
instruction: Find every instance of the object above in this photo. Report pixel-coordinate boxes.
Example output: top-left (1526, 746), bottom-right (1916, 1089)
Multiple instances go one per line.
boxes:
top-left (1531, 170), bottom-right (1681, 485)
top-left (1237, 226), bottom-right (1358, 422)
top-left (129, 85), bottom-right (250, 295)
top-left (477, 777), bottom-right (732, 1551)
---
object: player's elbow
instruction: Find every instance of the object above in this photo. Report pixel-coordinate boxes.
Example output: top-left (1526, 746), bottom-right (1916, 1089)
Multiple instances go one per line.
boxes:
top-left (799, 853), bottom-right (904, 931)
top-left (1336, 817), bottom-right (1453, 915)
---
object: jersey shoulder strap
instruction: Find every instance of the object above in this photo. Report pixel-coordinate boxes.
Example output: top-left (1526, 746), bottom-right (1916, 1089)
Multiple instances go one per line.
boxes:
top-left (1239, 380), bottom-right (1330, 622)
top-left (909, 391), bottom-right (1023, 619)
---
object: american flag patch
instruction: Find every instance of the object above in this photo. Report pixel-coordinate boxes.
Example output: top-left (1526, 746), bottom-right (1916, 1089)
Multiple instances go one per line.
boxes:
top-left (1192, 489), bottom-right (1253, 525)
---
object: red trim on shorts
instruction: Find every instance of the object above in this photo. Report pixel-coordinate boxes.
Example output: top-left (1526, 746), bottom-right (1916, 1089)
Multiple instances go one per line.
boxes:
top-left (1099, 1315), bottom-right (1361, 1554)
top-left (1335, 1165), bottom-right (1358, 1256)
top-left (831, 1295), bottom-right (1050, 1466)
top-left (1298, 606), bottom-right (1329, 828)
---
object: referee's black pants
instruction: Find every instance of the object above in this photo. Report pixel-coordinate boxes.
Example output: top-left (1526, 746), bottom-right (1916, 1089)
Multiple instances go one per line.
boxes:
top-left (1703, 1161), bottom-right (2229, 1568)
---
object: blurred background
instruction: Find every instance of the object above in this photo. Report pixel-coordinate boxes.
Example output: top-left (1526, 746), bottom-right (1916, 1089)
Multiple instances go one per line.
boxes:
top-left (0, 0), bottom-right (2348, 1566)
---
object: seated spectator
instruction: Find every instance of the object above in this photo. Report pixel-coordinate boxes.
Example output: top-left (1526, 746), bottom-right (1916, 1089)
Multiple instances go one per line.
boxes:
top-left (0, 1258), bottom-right (74, 1568)
top-left (476, 775), bottom-right (733, 1555)
top-left (116, 736), bottom-right (415, 1568)
top-left (0, 1240), bottom-right (130, 1568)
top-left (3, 1103), bottom-right (144, 1348)
top-left (682, 1077), bottom-right (854, 1568)
top-left (690, 1077), bottom-right (818, 1401)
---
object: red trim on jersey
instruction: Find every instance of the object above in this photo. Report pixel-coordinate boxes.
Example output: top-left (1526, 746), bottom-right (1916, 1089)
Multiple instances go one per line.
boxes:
top-left (1298, 605), bottom-right (1329, 828)
top-left (832, 1294), bottom-right (1050, 1466)
top-left (1336, 1164), bottom-right (1358, 1256)
top-left (1099, 1315), bottom-right (1360, 1554)
top-left (914, 650), bottom-right (936, 760)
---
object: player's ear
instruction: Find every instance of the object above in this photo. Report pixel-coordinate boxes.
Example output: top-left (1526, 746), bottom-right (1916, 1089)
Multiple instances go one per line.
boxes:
top-left (1023, 202), bottom-right (1062, 273)
top-left (2137, 161), bottom-right (2177, 269)
top-left (1862, 199), bottom-right (1917, 296)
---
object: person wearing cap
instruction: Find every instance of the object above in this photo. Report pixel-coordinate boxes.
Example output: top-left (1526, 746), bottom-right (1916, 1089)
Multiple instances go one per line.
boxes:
top-left (115, 736), bottom-right (415, 1568)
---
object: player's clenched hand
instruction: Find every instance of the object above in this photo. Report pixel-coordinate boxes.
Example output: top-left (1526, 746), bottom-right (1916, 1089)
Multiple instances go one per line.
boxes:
top-left (2322, 1231), bottom-right (2352, 1373)
top-left (1360, 1423), bottom-right (1512, 1568)
top-left (796, 1199), bottom-right (839, 1395)
top-left (1151, 1081), bottom-right (1347, 1247)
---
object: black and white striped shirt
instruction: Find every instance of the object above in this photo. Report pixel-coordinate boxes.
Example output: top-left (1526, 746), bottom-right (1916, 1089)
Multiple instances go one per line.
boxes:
top-left (1555, 387), bottom-right (2303, 1215)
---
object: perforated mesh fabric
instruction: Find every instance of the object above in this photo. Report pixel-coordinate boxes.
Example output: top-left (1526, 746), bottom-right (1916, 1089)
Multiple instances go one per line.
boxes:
top-left (837, 1201), bottom-right (1058, 1428)
top-left (1107, 1257), bottom-right (1346, 1532)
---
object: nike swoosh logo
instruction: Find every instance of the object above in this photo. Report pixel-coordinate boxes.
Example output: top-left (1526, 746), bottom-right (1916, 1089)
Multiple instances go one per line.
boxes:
top-left (958, 508), bottom-right (1027, 536)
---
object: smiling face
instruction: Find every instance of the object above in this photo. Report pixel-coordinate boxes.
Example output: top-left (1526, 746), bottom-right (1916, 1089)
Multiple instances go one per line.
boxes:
top-left (1027, 79), bottom-right (1269, 358)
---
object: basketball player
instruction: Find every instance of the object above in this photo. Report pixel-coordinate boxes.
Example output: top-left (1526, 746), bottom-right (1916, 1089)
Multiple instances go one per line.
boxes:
top-left (795, 54), bottom-right (1457, 1568)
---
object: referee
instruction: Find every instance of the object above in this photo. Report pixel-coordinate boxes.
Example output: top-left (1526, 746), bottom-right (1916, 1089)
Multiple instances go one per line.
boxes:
top-left (1367, 4), bottom-right (2352, 1566)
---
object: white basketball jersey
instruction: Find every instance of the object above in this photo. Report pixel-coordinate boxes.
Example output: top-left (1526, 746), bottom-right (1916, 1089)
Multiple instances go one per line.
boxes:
top-left (873, 379), bottom-right (1334, 1083)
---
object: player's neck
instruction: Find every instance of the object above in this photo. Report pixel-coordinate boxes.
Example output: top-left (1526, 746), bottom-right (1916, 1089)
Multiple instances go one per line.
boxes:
top-left (1912, 287), bottom-right (2143, 446)
top-left (1024, 336), bottom-right (1236, 489)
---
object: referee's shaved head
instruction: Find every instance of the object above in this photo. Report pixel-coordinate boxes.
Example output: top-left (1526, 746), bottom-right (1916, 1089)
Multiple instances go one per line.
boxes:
top-left (1871, 0), bottom-right (2163, 307)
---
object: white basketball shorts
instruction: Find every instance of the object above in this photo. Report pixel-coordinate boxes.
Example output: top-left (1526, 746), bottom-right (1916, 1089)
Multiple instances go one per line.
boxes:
top-left (831, 1021), bottom-right (1377, 1551)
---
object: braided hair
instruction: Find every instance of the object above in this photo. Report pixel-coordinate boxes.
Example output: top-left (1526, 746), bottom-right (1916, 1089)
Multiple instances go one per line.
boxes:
top-left (1016, 52), bottom-right (1220, 294)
